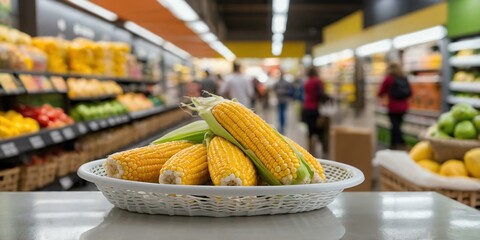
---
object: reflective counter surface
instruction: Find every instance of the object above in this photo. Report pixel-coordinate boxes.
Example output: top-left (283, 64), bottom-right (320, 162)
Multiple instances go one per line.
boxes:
top-left (0, 192), bottom-right (479, 240)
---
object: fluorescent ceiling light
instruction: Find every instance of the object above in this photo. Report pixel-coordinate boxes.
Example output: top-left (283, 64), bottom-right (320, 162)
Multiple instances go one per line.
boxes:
top-left (200, 32), bottom-right (218, 43)
top-left (68, 0), bottom-right (118, 22)
top-left (313, 49), bottom-right (353, 66)
top-left (393, 26), bottom-right (446, 49)
top-left (187, 21), bottom-right (209, 34)
top-left (273, 0), bottom-right (290, 13)
top-left (356, 39), bottom-right (392, 57)
top-left (124, 21), bottom-right (165, 45)
top-left (272, 33), bottom-right (284, 42)
top-left (272, 42), bottom-right (283, 56)
top-left (338, 49), bottom-right (354, 60)
top-left (164, 41), bottom-right (191, 59)
top-left (209, 41), bottom-right (236, 61)
top-left (448, 37), bottom-right (480, 52)
top-left (157, 0), bottom-right (198, 22)
top-left (313, 55), bottom-right (332, 66)
top-left (272, 14), bottom-right (287, 34)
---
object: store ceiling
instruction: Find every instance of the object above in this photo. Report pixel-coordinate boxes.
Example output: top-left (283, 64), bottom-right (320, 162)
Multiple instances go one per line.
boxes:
top-left (91, 0), bottom-right (218, 58)
top-left (216, 0), bottom-right (363, 44)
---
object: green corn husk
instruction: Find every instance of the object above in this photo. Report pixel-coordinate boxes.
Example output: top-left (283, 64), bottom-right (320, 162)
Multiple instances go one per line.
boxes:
top-left (151, 120), bottom-right (211, 145)
top-left (185, 95), bottom-right (313, 185)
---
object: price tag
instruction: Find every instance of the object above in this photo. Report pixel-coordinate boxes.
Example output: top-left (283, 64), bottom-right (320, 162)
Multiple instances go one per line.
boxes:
top-left (62, 127), bottom-right (75, 140)
top-left (122, 115), bottom-right (129, 122)
top-left (1, 142), bottom-right (19, 157)
top-left (77, 123), bottom-right (87, 134)
top-left (108, 118), bottom-right (116, 126)
top-left (59, 176), bottom-right (74, 190)
top-left (99, 120), bottom-right (108, 128)
top-left (89, 121), bottom-right (99, 131)
top-left (49, 131), bottom-right (64, 143)
top-left (29, 136), bottom-right (45, 149)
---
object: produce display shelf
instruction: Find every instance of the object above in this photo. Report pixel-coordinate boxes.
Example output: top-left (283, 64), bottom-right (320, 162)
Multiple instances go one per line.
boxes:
top-left (0, 69), bottom-right (161, 85)
top-left (0, 105), bottom-right (177, 160)
top-left (69, 94), bottom-right (118, 102)
top-left (0, 89), bottom-right (26, 96)
top-left (408, 69), bottom-right (441, 74)
top-left (450, 56), bottom-right (480, 67)
top-left (375, 121), bottom-right (420, 137)
top-left (447, 96), bottom-right (480, 108)
top-left (375, 106), bottom-right (440, 118)
top-left (0, 124), bottom-right (83, 160)
top-left (449, 82), bottom-right (480, 93)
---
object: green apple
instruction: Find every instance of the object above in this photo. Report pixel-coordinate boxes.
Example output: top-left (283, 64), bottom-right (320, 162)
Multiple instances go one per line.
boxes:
top-left (431, 130), bottom-right (451, 139)
top-left (454, 120), bottom-right (478, 139)
top-left (473, 115), bottom-right (480, 131)
top-left (437, 112), bottom-right (456, 135)
top-left (451, 103), bottom-right (478, 121)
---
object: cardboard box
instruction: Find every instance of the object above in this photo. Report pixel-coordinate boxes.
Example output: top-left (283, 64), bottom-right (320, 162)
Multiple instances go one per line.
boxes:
top-left (330, 126), bottom-right (373, 191)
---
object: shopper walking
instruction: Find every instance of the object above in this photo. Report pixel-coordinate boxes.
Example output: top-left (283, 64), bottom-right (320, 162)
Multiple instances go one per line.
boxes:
top-left (219, 63), bottom-right (254, 108)
top-left (301, 67), bottom-right (329, 155)
top-left (273, 72), bottom-right (293, 134)
top-left (200, 70), bottom-right (217, 97)
top-left (378, 63), bottom-right (412, 150)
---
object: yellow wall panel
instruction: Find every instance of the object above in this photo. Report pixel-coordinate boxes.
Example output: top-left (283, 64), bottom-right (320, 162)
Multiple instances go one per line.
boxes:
top-left (226, 41), bottom-right (305, 58)
top-left (313, 2), bottom-right (447, 57)
top-left (323, 11), bottom-right (363, 43)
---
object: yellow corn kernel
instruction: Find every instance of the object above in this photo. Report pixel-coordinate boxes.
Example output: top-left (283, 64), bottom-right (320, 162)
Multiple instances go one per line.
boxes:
top-left (208, 136), bottom-right (257, 186)
top-left (104, 140), bottom-right (194, 182)
top-left (285, 137), bottom-right (326, 183)
top-left (212, 101), bottom-right (301, 185)
top-left (159, 144), bottom-right (209, 185)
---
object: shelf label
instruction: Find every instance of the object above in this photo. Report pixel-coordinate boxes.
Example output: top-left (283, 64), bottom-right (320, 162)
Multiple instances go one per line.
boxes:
top-left (99, 120), bottom-right (108, 128)
top-left (108, 118), bottom-right (116, 126)
top-left (121, 115), bottom-right (129, 122)
top-left (89, 121), bottom-right (99, 131)
top-left (62, 127), bottom-right (75, 140)
top-left (0, 142), bottom-right (19, 157)
top-left (59, 176), bottom-right (74, 190)
top-left (29, 136), bottom-right (45, 149)
top-left (50, 131), bottom-right (64, 143)
top-left (77, 123), bottom-right (87, 134)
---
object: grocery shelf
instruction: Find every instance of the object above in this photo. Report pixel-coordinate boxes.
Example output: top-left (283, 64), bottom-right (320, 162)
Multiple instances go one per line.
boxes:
top-left (447, 96), bottom-right (480, 108)
top-left (69, 94), bottom-right (118, 102)
top-left (408, 69), bottom-right (441, 74)
top-left (450, 56), bottom-right (480, 67)
top-left (375, 106), bottom-right (440, 118)
top-left (449, 82), bottom-right (480, 93)
top-left (0, 124), bottom-right (82, 159)
top-left (448, 38), bottom-right (480, 52)
top-left (0, 105), bottom-right (178, 160)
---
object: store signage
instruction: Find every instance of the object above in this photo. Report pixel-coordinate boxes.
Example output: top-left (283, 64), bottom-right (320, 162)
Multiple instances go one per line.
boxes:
top-left (0, 142), bottom-right (18, 157)
top-left (49, 130), bottom-right (64, 143)
top-left (29, 136), bottom-right (45, 149)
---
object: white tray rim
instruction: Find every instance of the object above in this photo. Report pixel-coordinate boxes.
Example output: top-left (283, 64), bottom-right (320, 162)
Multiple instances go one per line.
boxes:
top-left (78, 159), bottom-right (364, 196)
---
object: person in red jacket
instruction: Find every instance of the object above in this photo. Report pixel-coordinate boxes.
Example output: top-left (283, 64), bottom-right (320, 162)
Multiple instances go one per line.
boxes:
top-left (378, 63), bottom-right (411, 150)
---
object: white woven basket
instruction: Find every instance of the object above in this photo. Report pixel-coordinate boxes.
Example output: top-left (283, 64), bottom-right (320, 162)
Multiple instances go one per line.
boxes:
top-left (78, 159), bottom-right (364, 217)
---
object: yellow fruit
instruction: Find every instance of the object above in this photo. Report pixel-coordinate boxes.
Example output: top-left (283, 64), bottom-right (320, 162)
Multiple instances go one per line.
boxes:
top-left (464, 148), bottom-right (480, 178)
top-left (417, 159), bottom-right (440, 174)
top-left (409, 141), bottom-right (433, 162)
top-left (439, 160), bottom-right (468, 177)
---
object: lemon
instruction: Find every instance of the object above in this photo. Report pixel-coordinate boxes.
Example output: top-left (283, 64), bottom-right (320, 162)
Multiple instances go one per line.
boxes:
top-left (439, 160), bottom-right (468, 177)
top-left (417, 159), bottom-right (440, 173)
top-left (409, 141), bottom-right (433, 161)
top-left (464, 149), bottom-right (480, 178)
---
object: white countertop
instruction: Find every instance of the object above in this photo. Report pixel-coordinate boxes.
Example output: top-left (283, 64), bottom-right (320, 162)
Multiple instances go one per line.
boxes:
top-left (0, 192), bottom-right (479, 240)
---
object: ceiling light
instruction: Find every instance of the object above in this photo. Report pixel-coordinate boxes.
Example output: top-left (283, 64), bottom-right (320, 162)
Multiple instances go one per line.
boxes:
top-left (356, 39), bottom-right (392, 57)
top-left (338, 49), bottom-right (354, 60)
top-left (313, 55), bottom-right (332, 66)
top-left (272, 33), bottom-right (284, 42)
top-left (272, 14), bottom-right (287, 34)
top-left (273, 0), bottom-right (290, 13)
top-left (448, 37), bottom-right (480, 52)
top-left (200, 32), bottom-right (218, 43)
top-left (164, 42), bottom-right (191, 59)
top-left (393, 26), bottom-right (446, 49)
top-left (68, 0), bottom-right (118, 22)
top-left (157, 0), bottom-right (198, 22)
top-left (124, 21), bottom-right (165, 46)
top-left (209, 41), bottom-right (236, 61)
top-left (187, 21), bottom-right (209, 34)
top-left (272, 42), bottom-right (283, 56)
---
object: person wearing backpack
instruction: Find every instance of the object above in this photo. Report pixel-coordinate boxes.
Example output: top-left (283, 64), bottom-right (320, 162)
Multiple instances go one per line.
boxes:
top-left (378, 63), bottom-right (412, 150)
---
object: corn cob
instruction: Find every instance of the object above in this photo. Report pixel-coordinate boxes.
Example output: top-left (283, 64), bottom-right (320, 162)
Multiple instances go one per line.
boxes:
top-left (285, 137), bottom-right (326, 183)
top-left (159, 144), bottom-right (209, 185)
top-left (151, 120), bottom-right (210, 145)
top-left (104, 141), bottom-right (194, 182)
top-left (188, 96), bottom-right (312, 185)
top-left (207, 136), bottom-right (257, 186)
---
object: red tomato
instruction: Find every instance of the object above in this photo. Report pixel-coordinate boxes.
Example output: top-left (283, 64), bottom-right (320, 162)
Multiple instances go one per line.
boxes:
top-left (37, 115), bottom-right (49, 128)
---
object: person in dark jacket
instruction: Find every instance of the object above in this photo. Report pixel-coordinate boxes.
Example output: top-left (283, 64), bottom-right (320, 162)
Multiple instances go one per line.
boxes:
top-left (273, 71), bottom-right (293, 134)
top-left (378, 63), bottom-right (411, 149)
top-left (200, 70), bottom-right (217, 97)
